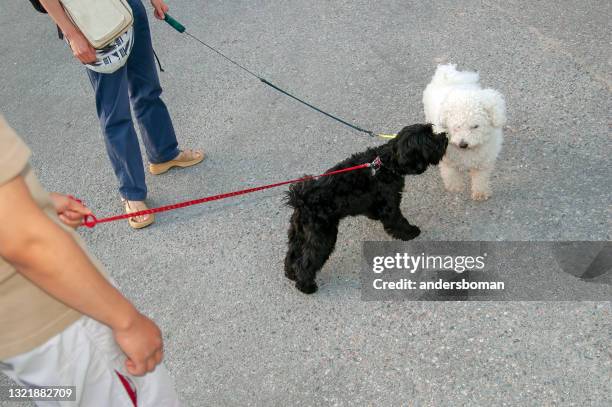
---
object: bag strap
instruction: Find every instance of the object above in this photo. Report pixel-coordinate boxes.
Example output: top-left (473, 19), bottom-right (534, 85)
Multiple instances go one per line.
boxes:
top-left (152, 49), bottom-right (165, 72)
top-left (28, 0), bottom-right (47, 13)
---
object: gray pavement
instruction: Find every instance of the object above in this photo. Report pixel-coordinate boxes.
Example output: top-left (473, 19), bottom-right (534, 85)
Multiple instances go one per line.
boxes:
top-left (1, 0), bottom-right (610, 405)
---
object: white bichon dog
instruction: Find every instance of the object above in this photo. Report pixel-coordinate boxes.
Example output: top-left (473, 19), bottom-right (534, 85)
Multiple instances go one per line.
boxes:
top-left (423, 64), bottom-right (506, 201)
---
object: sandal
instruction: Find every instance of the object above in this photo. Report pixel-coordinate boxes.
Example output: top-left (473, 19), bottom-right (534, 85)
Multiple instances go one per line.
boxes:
top-left (123, 200), bottom-right (155, 229)
top-left (149, 149), bottom-right (205, 175)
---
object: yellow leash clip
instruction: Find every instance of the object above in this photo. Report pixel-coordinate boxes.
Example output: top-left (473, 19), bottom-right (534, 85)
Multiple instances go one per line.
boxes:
top-left (376, 133), bottom-right (397, 139)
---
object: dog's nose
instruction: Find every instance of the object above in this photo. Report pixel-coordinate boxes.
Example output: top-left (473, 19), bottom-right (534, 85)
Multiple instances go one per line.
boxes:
top-left (459, 141), bottom-right (469, 149)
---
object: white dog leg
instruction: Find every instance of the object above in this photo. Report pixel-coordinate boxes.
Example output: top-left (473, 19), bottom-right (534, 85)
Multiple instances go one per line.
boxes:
top-left (440, 161), bottom-right (464, 192)
top-left (469, 167), bottom-right (493, 201)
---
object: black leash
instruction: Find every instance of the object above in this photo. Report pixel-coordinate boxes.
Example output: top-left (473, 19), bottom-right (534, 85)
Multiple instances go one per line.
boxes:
top-left (184, 32), bottom-right (261, 80)
top-left (163, 14), bottom-right (396, 139)
top-left (257, 78), bottom-right (376, 136)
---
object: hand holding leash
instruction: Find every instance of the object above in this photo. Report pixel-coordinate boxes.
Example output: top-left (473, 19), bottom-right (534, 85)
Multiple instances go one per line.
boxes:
top-left (151, 0), bottom-right (170, 20)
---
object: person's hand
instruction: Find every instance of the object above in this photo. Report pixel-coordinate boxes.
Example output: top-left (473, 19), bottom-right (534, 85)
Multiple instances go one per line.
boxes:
top-left (65, 31), bottom-right (97, 64)
top-left (150, 0), bottom-right (169, 20)
top-left (49, 193), bottom-right (92, 229)
top-left (113, 312), bottom-right (164, 376)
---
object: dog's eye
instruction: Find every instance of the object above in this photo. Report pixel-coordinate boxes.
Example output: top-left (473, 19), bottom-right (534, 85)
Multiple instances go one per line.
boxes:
top-left (471, 125), bottom-right (479, 129)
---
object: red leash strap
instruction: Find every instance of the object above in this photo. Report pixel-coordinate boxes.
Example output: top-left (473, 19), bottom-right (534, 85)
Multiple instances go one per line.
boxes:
top-left (82, 160), bottom-right (377, 228)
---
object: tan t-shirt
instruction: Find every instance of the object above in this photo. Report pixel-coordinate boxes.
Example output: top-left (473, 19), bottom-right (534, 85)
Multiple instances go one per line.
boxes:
top-left (0, 116), bottom-right (89, 359)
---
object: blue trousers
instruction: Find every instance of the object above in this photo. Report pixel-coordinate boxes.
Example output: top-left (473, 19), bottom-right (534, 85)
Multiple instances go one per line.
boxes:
top-left (87, 0), bottom-right (179, 200)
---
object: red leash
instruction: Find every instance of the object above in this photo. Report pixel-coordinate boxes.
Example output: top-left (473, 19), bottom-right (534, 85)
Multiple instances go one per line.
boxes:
top-left (82, 158), bottom-right (381, 228)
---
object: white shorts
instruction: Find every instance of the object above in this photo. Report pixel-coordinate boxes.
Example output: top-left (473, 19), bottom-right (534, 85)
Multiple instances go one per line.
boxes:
top-left (1, 317), bottom-right (180, 407)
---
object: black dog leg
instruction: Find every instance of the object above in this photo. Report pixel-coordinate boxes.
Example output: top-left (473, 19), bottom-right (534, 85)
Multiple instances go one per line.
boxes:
top-left (284, 213), bottom-right (304, 281)
top-left (380, 206), bottom-right (421, 241)
top-left (294, 223), bottom-right (339, 294)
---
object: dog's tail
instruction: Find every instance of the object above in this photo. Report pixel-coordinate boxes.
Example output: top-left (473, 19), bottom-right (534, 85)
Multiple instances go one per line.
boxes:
top-left (431, 64), bottom-right (479, 87)
top-left (284, 179), bottom-right (310, 209)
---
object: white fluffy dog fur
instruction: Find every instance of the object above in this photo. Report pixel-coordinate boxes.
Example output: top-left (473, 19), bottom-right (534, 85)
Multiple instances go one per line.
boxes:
top-left (423, 64), bottom-right (506, 200)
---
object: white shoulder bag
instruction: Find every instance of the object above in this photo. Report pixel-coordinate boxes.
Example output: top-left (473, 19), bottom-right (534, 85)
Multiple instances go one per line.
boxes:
top-left (60, 0), bottom-right (133, 49)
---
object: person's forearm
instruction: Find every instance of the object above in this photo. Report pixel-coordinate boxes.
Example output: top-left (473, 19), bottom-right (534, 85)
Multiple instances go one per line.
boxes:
top-left (38, 0), bottom-right (79, 38)
top-left (0, 178), bottom-right (140, 331)
top-left (14, 219), bottom-right (140, 330)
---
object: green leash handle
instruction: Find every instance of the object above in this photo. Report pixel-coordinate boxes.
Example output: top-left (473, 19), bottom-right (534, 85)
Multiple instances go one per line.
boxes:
top-left (164, 14), bottom-right (186, 33)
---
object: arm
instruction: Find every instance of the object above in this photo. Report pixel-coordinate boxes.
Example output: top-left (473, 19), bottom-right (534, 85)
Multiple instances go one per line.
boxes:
top-left (0, 176), bottom-right (162, 376)
top-left (38, 0), bottom-right (97, 63)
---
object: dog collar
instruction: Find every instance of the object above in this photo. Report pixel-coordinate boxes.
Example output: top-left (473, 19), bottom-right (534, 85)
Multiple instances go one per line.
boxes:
top-left (369, 156), bottom-right (383, 175)
top-left (369, 156), bottom-right (402, 177)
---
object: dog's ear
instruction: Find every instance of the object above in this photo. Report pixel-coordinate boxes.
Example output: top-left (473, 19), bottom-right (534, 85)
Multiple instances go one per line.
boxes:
top-left (393, 126), bottom-right (430, 174)
top-left (480, 88), bottom-right (506, 128)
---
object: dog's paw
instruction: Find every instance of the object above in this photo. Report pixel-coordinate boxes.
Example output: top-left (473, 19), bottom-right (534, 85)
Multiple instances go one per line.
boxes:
top-left (391, 225), bottom-right (421, 241)
top-left (471, 190), bottom-right (491, 201)
top-left (404, 225), bottom-right (421, 240)
top-left (295, 280), bottom-right (318, 294)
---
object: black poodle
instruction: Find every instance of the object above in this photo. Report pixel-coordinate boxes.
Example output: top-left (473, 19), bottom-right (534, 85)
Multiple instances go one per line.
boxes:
top-left (284, 123), bottom-right (448, 294)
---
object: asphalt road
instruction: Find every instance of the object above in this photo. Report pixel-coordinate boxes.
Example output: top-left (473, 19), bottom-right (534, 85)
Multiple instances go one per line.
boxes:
top-left (1, 0), bottom-right (610, 405)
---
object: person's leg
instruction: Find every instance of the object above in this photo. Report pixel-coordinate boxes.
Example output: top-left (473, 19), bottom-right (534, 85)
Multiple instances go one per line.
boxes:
top-left (1, 317), bottom-right (180, 407)
top-left (86, 67), bottom-right (147, 201)
top-left (125, 0), bottom-right (179, 165)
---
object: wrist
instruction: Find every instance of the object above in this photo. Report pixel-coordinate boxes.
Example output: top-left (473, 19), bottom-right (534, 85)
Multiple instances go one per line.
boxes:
top-left (61, 25), bottom-right (81, 41)
top-left (109, 304), bottom-right (141, 332)
top-left (48, 192), bottom-right (63, 208)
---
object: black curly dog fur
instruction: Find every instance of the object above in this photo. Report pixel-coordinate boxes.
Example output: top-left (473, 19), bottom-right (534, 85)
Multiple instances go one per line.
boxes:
top-left (284, 123), bottom-right (448, 294)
